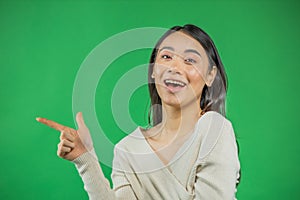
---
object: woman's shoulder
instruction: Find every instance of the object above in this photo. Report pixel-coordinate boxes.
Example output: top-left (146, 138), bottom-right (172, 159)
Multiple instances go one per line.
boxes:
top-left (196, 111), bottom-right (236, 160)
top-left (201, 110), bottom-right (231, 123)
top-left (197, 111), bottom-right (232, 131)
top-left (114, 127), bottom-right (150, 153)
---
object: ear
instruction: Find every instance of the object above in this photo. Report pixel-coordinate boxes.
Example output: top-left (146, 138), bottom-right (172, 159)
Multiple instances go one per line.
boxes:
top-left (205, 66), bottom-right (217, 87)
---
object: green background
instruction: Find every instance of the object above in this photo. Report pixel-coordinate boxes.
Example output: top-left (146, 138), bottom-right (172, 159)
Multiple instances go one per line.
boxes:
top-left (1, 0), bottom-right (299, 199)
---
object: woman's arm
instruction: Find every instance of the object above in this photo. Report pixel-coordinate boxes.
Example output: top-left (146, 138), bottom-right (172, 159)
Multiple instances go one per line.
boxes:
top-left (72, 150), bottom-right (137, 200)
top-left (72, 151), bottom-right (113, 199)
top-left (37, 112), bottom-right (137, 200)
top-left (193, 121), bottom-right (240, 200)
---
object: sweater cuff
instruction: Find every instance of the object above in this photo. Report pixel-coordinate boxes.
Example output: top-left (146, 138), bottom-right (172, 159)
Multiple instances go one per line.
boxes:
top-left (72, 149), bottom-right (99, 166)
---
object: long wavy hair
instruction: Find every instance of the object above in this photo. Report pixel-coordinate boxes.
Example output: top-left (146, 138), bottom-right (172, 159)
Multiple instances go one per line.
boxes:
top-left (148, 24), bottom-right (228, 126)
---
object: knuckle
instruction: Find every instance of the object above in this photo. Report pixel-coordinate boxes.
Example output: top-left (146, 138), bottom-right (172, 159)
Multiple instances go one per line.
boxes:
top-left (72, 130), bottom-right (77, 136)
top-left (61, 130), bottom-right (66, 137)
top-left (60, 133), bottom-right (64, 140)
top-left (58, 151), bottom-right (64, 157)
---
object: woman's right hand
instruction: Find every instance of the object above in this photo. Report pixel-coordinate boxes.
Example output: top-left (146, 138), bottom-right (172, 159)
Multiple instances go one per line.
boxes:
top-left (36, 112), bottom-right (94, 161)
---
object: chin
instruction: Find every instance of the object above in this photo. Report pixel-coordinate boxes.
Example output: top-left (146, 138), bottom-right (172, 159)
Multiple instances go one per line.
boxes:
top-left (156, 85), bottom-right (201, 109)
top-left (161, 96), bottom-right (196, 109)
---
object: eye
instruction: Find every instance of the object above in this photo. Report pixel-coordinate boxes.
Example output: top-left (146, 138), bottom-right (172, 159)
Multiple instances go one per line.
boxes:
top-left (161, 54), bottom-right (172, 60)
top-left (185, 58), bottom-right (196, 64)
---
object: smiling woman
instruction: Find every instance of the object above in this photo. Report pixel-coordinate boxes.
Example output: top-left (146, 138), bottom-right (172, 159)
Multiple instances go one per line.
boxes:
top-left (37, 24), bottom-right (240, 200)
top-left (148, 26), bottom-right (228, 126)
top-left (151, 31), bottom-right (216, 113)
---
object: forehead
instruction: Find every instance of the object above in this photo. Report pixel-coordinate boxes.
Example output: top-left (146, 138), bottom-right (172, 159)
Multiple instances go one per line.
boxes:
top-left (158, 31), bottom-right (206, 55)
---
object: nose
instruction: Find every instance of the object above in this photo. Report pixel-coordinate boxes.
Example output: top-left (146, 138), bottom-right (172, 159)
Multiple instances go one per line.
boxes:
top-left (167, 55), bottom-right (183, 74)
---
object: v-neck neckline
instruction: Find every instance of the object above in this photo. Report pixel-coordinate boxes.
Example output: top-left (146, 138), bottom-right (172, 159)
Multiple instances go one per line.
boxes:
top-left (136, 111), bottom-right (213, 168)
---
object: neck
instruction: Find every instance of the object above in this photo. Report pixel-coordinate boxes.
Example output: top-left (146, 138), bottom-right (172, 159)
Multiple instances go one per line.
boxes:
top-left (160, 101), bottom-right (202, 136)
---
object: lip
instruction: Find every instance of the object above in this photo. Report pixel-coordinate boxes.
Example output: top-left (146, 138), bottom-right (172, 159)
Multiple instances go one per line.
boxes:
top-left (163, 78), bottom-right (187, 86)
top-left (163, 78), bottom-right (187, 93)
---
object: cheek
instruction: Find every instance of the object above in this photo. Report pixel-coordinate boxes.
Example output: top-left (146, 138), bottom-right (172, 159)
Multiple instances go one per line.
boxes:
top-left (187, 67), bottom-right (206, 82)
top-left (153, 63), bottom-right (166, 77)
top-left (186, 68), bottom-right (206, 96)
top-left (188, 59), bottom-right (211, 82)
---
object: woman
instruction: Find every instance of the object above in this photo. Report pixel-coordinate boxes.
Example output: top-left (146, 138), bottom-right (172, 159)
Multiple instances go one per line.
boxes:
top-left (37, 24), bottom-right (240, 199)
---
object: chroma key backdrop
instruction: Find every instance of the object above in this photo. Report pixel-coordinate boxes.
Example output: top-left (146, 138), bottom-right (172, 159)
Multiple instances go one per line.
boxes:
top-left (0, 0), bottom-right (299, 199)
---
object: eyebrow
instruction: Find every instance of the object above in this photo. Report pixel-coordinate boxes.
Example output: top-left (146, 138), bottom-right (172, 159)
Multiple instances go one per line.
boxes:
top-left (159, 46), bottom-right (202, 57)
top-left (184, 49), bottom-right (202, 57)
top-left (159, 46), bottom-right (174, 52)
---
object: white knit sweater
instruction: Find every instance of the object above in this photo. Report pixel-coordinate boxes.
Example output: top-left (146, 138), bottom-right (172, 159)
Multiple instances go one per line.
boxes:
top-left (72, 111), bottom-right (240, 200)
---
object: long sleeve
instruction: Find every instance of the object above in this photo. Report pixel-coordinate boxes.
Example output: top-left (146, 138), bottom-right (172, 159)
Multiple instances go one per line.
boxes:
top-left (72, 149), bottom-right (136, 200)
top-left (111, 144), bottom-right (138, 199)
top-left (72, 151), bottom-right (114, 200)
top-left (193, 121), bottom-right (240, 200)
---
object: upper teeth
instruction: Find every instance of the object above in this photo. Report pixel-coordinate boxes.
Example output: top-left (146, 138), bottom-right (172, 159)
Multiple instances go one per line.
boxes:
top-left (165, 79), bottom-right (186, 87)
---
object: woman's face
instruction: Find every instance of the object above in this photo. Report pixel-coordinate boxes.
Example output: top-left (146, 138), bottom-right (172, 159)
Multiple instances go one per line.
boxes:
top-left (152, 31), bottom-right (216, 109)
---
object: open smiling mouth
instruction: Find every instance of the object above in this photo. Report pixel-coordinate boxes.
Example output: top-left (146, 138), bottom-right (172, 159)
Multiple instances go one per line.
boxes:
top-left (164, 79), bottom-right (187, 93)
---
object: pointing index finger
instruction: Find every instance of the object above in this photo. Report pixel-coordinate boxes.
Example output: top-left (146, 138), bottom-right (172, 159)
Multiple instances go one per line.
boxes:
top-left (36, 117), bottom-right (67, 132)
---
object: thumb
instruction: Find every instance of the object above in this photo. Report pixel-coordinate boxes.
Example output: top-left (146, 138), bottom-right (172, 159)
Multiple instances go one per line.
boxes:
top-left (76, 112), bottom-right (87, 130)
